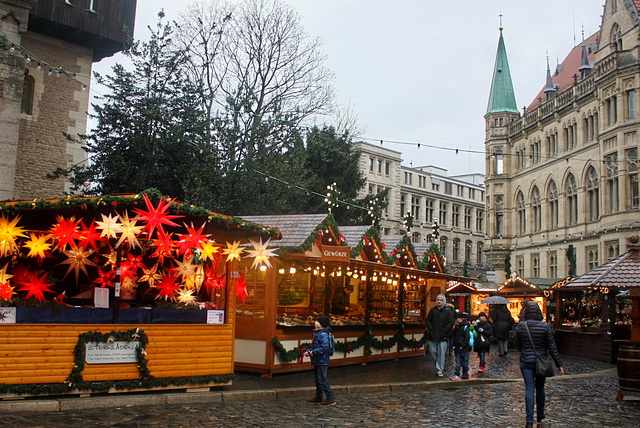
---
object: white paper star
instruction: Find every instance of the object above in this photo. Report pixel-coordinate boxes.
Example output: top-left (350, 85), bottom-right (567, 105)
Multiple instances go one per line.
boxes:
top-left (246, 238), bottom-right (279, 269)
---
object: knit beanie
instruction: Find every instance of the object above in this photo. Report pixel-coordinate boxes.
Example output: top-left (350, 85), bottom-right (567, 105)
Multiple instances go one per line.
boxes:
top-left (318, 316), bottom-right (331, 328)
top-left (436, 293), bottom-right (446, 306)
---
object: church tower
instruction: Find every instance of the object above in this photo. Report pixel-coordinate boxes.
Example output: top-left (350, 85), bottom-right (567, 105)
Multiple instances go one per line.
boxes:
top-left (484, 20), bottom-right (520, 282)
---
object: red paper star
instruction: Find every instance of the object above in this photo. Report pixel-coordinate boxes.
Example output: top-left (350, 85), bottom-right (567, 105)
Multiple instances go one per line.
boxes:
top-left (132, 193), bottom-right (183, 239)
top-left (49, 215), bottom-right (81, 251)
top-left (77, 220), bottom-right (104, 252)
top-left (0, 282), bottom-right (15, 301)
top-left (176, 222), bottom-right (210, 256)
top-left (156, 273), bottom-right (180, 301)
top-left (236, 274), bottom-right (248, 303)
top-left (151, 232), bottom-right (175, 263)
top-left (204, 265), bottom-right (226, 293)
top-left (17, 269), bottom-right (55, 302)
top-left (93, 268), bottom-right (116, 288)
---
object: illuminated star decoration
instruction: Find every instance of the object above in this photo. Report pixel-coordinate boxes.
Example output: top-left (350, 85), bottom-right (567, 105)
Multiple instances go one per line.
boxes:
top-left (236, 274), bottom-right (248, 303)
top-left (115, 211), bottom-right (143, 249)
top-left (23, 233), bottom-right (52, 259)
top-left (0, 263), bottom-right (14, 285)
top-left (77, 220), bottom-right (104, 252)
top-left (137, 263), bottom-right (162, 288)
top-left (171, 256), bottom-right (197, 281)
top-left (151, 232), bottom-right (175, 264)
top-left (0, 282), bottom-right (15, 301)
top-left (132, 193), bottom-right (183, 239)
top-left (156, 273), bottom-right (180, 301)
top-left (198, 240), bottom-right (219, 262)
top-left (204, 265), bottom-right (226, 293)
top-left (0, 214), bottom-right (28, 257)
top-left (184, 264), bottom-right (205, 292)
top-left (93, 268), bottom-right (116, 288)
top-left (222, 241), bottom-right (244, 263)
top-left (49, 215), bottom-right (81, 251)
top-left (176, 222), bottom-right (210, 257)
top-left (176, 288), bottom-right (197, 306)
top-left (246, 238), bottom-right (279, 269)
top-left (17, 269), bottom-right (55, 302)
top-left (59, 246), bottom-right (99, 283)
top-left (96, 213), bottom-right (122, 239)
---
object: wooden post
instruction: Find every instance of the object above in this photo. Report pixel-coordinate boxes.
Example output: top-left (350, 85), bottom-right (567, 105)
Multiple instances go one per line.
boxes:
top-left (630, 288), bottom-right (640, 342)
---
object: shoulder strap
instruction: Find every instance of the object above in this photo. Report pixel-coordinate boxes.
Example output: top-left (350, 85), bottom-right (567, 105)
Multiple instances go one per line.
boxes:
top-left (523, 321), bottom-right (538, 355)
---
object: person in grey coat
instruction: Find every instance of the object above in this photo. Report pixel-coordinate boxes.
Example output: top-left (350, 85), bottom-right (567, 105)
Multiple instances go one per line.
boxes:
top-left (426, 293), bottom-right (454, 377)
top-left (515, 301), bottom-right (564, 427)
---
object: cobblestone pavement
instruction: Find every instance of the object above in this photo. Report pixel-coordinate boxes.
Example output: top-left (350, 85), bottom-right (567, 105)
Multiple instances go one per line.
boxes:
top-left (2, 352), bottom-right (639, 427)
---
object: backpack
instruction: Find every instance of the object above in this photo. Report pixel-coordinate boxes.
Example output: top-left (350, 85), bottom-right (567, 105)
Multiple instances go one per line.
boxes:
top-left (328, 332), bottom-right (335, 356)
top-left (467, 325), bottom-right (474, 348)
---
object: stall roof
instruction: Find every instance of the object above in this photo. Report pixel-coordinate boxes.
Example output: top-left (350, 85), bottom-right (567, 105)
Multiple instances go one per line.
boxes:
top-left (339, 225), bottom-right (373, 247)
top-left (381, 235), bottom-right (430, 255)
top-left (239, 213), bottom-right (328, 249)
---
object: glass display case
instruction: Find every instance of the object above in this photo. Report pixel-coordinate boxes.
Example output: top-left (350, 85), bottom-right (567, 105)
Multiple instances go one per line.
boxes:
top-left (236, 258), bottom-right (267, 319)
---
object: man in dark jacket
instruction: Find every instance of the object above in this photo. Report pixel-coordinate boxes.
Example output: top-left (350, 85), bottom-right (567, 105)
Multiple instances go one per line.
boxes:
top-left (426, 293), bottom-right (454, 377)
top-left (306, 316), bottom-right (336, 406)
top-left (515, 301), bottom-right (564, 427)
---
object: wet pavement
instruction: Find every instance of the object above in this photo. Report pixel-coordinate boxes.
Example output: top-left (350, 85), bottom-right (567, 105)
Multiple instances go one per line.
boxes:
top-left (2, 351), bottom-right (639, 427)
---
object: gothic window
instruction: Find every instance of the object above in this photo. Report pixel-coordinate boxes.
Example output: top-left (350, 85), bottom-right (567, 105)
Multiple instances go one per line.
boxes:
top-left (465, 240), bottom-right (472, 263)
top-left (611, 23), bottom-right (622, 51)
top-left (605, 153), bottom-right (619, 213)
top-left (476, 209), bottom-right (484, 232)
top-left (532, 254), bottom-right (540, 278)
top-left (627, 90), bottom-right (636, 119)
top-left (21, 72), bottom-right (35, 115)
top-left (532, 187), bottom-right (541, 232)
top-left (516, 191), bottom-right (526, 236)
top-left (587, 167), bottom-right (600, 221)
top-left (453, 239), bottom-right (460, 262)
top-left (549, 253), bottom-right (557, 278)
top-left (412, 232), bottom-right (421, 244)
top-left (476, 242), bottom-right (483, 265)
top-left (516, 256), bottom-right (525, 276)
top-left (627, 148), bottom-right (639, 209)
top-left (607, 242), bottom-right (620, 259)
top-left (587, 247), bottom-right (599, 270)
top-left (441, 237), bottom-right (448, 259)
top-left (567, 174), bottom-right (578, 225)
top-left (548, 181), bottom-right (558, 229)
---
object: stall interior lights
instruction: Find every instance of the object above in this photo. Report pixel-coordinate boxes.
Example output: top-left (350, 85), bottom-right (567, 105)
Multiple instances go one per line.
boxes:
top-left (278, 268), bottom-right (285, 274)
top-left (259, 265), bottom-right (267, 272)
top-left (381, 276), bottom-right (387, 282)
top-left (313, 269), bottom-right (319, 275)
top-left (289, 267), bottom-right (296, 274)
top-left (372, 275), bottom-right (378, 281)
top-left (361, 276), bottom-right (366, 282)
top-left (393, 280), bottom-right (398, 286)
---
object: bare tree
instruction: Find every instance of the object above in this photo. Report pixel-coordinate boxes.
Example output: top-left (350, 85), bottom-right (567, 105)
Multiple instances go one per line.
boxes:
top-left (333, 98), bottom-right (367, 140)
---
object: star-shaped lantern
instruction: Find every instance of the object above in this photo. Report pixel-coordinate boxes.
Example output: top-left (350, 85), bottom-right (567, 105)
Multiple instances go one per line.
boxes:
top-left (23, 233), bottom-right (52, 259)
top-left (246, 238), bottom-right (278, 269)
top-left (49, 215), bottom-right (81, 251)
top-left (151, 232), bottom-right (175, 264)
top-left (176, 288), bottom-right (197, 305)
top-left (132, 193), bottom-right (183, 239)
top-left (198, 240), bottom-right (219, 262)
top-left (236, 274), bottom-right (248, 303)
top-left (77, 220), bottom-right (104, 252)
top-left (96, 213), bottom-right (122, 239)
top-left (115, 211), bottom-right (143, 249)
top-left (93, 268), bottom-right (116, 288)
top-left (222, 241), bottom-right (244, 262)
top-left (0, 214), bottom-right (28, 257)
top-left (0, 282), bottom-right (15, 301)
top-left (176, 222), bottom-right (210, 257)
top-left (0, 263), bottom-right (14, 285)
top-left (58, 246), bottom-right (99, 283)
top-left (17, 269), bottom-right (55, 302)
top-left (171, 256), bottom-right (197, 280)
top-left (137, 263), bottom-right (162, 288)
top-left (156, 273), bottom-right (180, 301)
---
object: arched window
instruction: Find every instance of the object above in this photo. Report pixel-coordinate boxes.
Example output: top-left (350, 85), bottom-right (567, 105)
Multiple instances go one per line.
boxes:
top-left (516, 191), bottom-right (526, 235)
top-left (605, 153), bottom-right (619, 213)
top-left (532, 187), bottom-right (541, 232)
top-left (440, 237), bottom-right (448, 260)
top-left (465, 240), bottom-right (472, 263)
top-left (627, 148), bottom-right (639, 209)
top-left (567, 174), bottom-right (578, 224)
top-left (611, 23), bottom-right (622, 51)
top-left (411, 232), bottom-right (421, 243)
top-left (453, 238), bottom-right (460, 261)
top-left (587, 167), bottom-right (600, 221)
top-left (21, 72), bottom-right (35, 115)
top-left (548, 181), bottom-right (558, 229)
top-left (476, 242), bottom-right (483, 265)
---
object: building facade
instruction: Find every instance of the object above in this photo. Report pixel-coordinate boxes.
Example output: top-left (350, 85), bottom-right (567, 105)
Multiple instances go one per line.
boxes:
top-left (353, 141), bottom-right (486, 277)
top-left (0, 0), bottom-right (136, 200)
top-left (484, 0), bottom-right (640, 283)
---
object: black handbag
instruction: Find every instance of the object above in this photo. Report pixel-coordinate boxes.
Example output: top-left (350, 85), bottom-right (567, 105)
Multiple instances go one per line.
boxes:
top-left (524, 321), bottom-right (555, 377)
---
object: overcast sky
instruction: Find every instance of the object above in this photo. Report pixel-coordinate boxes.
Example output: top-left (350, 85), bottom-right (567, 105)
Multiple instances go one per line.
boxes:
top-left (92, 0), bottom-right (606, 177)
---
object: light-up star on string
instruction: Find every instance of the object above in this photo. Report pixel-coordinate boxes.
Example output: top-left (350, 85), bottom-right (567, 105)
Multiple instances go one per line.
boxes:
top-left (204, 265), bottom-right (226, 293)
top-left (132, 193), bottom-right (183, 239)
top-left (96, 213), bottom-right (122, 239)
top-left (236, 274), bottom-right (248, 303)
top-left (93, 268), bottom-right (115, 288)
top-left (137, 263), bottom-right (162, 288)
top-left (23, 233), bottom-right (52, 259)
top-left (177, 287), bottom-right (197, 305)
top-left (156, 273), bottom-right (180, 301)
top-left (151, 232), bottom-right (175, 264)
top-left (0, 282), bottom-right (15, 301)
top-left (59, 246), bottom-right (99, 283)
top-left (222, 241), bottom-right (244, 262)
top-left (77, 220), bottom-right (104, 252)
top-left (176, 222), bottom-right (210, 257)
top-left (115, 211), bottom-right (143, 249)
top-left (184, 264), bottom-right (205, 292)
top-left (17, 269), bottom-right (55, 302)
top-left (198, 240), bottom-right (219, 262)
top-left (0, 214), bottom-right (28, 257)
top-left (171, 256), bottom-right (197, 281)
top-left (246, 238), bottom-right (279, 269)
top-left (49, 215), bottom-right (81, 251)
top-left (0, 263), bottom-right (13, 285)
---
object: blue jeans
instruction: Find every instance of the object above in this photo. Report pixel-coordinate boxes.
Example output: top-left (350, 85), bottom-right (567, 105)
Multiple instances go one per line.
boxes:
top-left (453, 348), bottom-right (469, 376)
top-left (429, 340), bottom-right (448, 373)
top-left (477, 351), bottom-right (486, 367)
top-left (520, 362), bottom-right (546, 423)
top-left (313, 364), bottom-right (333, 399)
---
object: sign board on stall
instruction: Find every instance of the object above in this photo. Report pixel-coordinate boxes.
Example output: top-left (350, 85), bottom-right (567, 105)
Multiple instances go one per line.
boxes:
top-left (320, 245), bottom-right (351, 262)
top-left (207, 309), bottom-right (225, 324)
top-left (0, 307), bottom-right (16, 324)
top-left (94, 287), bottom-right (109, 308)
top-left (85, 341), bottom-right (140, 364)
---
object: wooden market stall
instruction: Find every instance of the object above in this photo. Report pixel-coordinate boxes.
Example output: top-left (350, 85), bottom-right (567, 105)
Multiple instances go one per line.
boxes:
top-left (234, 214), bottom-right (461, 376)
top-left (0, 191), bottom-right (280, 398)
top-left (497, 273), bottom-right (547, 322)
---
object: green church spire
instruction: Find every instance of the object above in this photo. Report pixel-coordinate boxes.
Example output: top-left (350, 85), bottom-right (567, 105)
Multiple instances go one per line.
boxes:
top-left (486, 25), bottom-right (518, 115)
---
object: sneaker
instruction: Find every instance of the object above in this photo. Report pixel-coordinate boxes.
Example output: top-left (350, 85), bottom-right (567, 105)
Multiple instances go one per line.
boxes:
top-left (437, 371), bottom-right (444, 378)
top-left (450, 375), bottom-right (460, 381)
top-left (320, 398), bottom-right (336, 407)
top-left (461, 373), bottom-right (470, 379)
top-left (478, 366), bottom-right (485, 373)
top-left (306, 396), bottom-right (323, 404)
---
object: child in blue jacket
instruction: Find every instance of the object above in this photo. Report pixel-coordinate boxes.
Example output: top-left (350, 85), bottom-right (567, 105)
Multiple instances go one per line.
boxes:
top-left (305, 316), bottom-right (335, 406)
top-left (450, 311), bottom-right (474, 380)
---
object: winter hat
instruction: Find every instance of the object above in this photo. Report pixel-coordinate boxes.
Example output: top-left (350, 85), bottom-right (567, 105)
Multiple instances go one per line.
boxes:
top-left (460, 312), bottom-right (469, 320)
top-left (478, 312), bottom-right (487, 318)
top-left (318, 316), bottom-right (331, 328)
top-left (436, 293), bottom-right (447, 306)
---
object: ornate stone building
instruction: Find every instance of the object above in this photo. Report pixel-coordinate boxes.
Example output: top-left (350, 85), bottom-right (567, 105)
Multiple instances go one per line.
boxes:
top-left (0, 0), bottom-right (136, 200)
top-left (484, 0), bottom-right (640, 283)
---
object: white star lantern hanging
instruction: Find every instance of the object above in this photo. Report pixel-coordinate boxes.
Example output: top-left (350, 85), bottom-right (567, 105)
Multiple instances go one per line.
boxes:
top-left (246, 238), bottom-right (278, 270)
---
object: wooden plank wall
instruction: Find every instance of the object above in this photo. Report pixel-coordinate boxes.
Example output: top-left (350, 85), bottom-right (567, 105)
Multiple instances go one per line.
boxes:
top-left (0, 324), bottom-right (233, 385)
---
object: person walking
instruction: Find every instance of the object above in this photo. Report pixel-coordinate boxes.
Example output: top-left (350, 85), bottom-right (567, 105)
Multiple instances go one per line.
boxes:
top-left (515, 301), bottom-right (564, 427)
top-left (450, 311), bottom-right (473, 380)
top-left (426, 293), bottom-right (454, 377)
top-left (494, 303), bottom-right (514, 357)
top-left (305, 316), bottom-right (336, 406)
top-left (473, 312), bottom-right (493, 372)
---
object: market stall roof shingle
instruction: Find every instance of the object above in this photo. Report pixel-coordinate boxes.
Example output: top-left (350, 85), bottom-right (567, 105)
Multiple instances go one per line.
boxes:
top-left (239, 213), bottom-right (331, 251)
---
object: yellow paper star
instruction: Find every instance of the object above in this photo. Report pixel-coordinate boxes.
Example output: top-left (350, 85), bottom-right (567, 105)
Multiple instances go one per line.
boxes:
top-left (199, 240), bottom-right (219, 262)
top-left (177, 287), bottom-right (197, 305)
top-left (184, 264), bottom-right (205, 291)
top-left (246, 238), bottom-right (279, 269)
top-left (137, 263), bottom-right (162, 288)
top-left (23, 233), bottom-right (52, 259)
top-left (222, 241), bottom-right (244, 262)
top-left (59, 246), bottom-right (99, 283)
top-left (115, 211), bottom-right (143, 249)
top-left (0, 214), bottom-right (27, 257)
top-left (0, 263), bottom-right (13, 285)
top-left (96, 213), bottom-right (122, 239)
top-left (171, 256), bottom-right (197, 280)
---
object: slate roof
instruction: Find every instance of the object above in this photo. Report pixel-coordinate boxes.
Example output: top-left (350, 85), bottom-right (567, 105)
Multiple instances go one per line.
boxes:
top-left (563, 242), bottom-right (640, 289)
top-left (527, 32), bottom-right (599, 110)
top-left (380, 235), bottom-right (430, 256)
top-left (339, 225), bottom-right (372, 247)
top-left (486, 29), bottom-right (519, 114)
top-left (239, 213), bottom-right (328, 248)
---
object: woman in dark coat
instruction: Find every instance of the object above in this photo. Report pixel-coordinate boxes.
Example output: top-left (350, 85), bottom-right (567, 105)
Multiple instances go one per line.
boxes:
top-left (493, 303), bottom-right (514, 357)
top-left (515, 301), bottom-right (564, 427)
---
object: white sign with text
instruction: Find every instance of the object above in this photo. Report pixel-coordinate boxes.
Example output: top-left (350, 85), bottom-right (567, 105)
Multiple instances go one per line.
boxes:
top-left (85, 341), bottom-right (140, 364)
